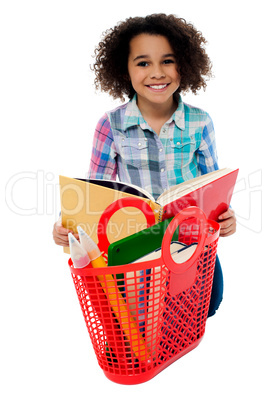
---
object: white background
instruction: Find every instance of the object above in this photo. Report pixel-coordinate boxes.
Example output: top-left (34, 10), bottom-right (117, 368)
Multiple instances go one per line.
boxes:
top-left (1, 0), bottom-right (266, 401)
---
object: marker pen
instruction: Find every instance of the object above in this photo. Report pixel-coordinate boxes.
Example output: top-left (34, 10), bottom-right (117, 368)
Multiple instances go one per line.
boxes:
top-left (68, 232), bottom-right (91, 268)
top-left (77, 226), bottom-right (106, 268)
top-left (77, 226), bottom-right (150, 362)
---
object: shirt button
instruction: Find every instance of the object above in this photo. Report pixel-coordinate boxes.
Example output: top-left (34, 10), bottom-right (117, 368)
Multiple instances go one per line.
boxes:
top-left (161, 168), bottom-right (165, 172)
top-left (144, 138), bottom-right (148, 142)
top-left (159, 148), bottom-right (163, 152)
top-left (162, 128), bottom-right (166, 133)
top-left (177, 141), bottom-right (181, 145)
top-left (138, 142), bottom-right (142, 147)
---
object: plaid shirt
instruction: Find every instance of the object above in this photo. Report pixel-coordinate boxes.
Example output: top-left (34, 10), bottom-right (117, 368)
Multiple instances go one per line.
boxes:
top-left (88, 95), bottom-right (219, 199)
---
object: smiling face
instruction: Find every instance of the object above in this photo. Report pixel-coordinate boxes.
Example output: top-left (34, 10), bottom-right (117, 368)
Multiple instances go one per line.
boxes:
top-left (127, 34), bottom-right (180, 112)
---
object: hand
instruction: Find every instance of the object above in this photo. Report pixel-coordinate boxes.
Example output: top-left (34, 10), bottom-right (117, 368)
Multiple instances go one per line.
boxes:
top-left (217, 208), bottom-right (236, 237)
top-left (52, 218), bottom-right (79, 247)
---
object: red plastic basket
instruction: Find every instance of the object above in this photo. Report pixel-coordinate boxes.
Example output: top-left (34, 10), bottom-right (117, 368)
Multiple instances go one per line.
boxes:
top-left (68, 202), bottom-right (220, 385)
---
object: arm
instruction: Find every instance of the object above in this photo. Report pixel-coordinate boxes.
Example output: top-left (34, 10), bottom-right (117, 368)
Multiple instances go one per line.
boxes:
top-left (52, 115), bottom-right (118, 247)
top-left (218, 208), bottom-right (236, 237)
top-left (87, 114), bottom-right (117, 180)
top-left (52, 216), bottom-right (79, 247)
top-left (196, 114), bottom-right (219, 175)
top-left (196, 114), bottom-right (236, 237)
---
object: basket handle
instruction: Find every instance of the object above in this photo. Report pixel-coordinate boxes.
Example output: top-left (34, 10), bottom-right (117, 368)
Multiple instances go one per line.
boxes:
top-left (161, 206), bottom-right (208, 295)
top-left (97, 197), bottom-right (156, 252)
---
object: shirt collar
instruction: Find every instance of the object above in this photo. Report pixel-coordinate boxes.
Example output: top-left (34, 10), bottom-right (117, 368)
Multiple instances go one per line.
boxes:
top-left (123, 94), bottom-right (147, 131)
top-left (123, 93), bottom-right (185, 131)
top-left (173, 93), bottom-right (185, 130)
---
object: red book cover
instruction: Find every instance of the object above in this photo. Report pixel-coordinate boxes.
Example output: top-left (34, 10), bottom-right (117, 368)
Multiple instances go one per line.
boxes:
top-left (161, 169), bottom-right (239, 222)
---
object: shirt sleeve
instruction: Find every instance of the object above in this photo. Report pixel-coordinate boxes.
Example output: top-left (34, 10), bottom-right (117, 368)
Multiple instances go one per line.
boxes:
top-left (196, 113), bottom-right (219, 175)
top-left (87, 114), bottom-right (117, 180)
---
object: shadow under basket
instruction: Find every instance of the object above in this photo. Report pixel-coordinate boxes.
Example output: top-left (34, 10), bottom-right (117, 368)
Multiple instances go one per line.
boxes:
top-left (68, 207), bottom-right (220, 385)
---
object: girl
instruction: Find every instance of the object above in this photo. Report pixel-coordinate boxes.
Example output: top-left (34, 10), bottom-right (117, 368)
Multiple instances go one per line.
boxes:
top-left (53, 14), bottom-right (236, 316)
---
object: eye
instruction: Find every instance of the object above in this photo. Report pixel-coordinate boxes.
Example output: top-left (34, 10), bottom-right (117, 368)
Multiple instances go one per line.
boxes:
top-left (163, 59), bottom-right (175, 64)
top-left (137, 61), bottom-right (149, 67)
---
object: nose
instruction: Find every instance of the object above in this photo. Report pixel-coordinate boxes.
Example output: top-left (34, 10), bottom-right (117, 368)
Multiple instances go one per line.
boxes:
top-left (150, 63), bottom-right (166, 79)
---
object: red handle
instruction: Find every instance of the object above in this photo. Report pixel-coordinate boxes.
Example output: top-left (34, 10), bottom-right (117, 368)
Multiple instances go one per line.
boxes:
top-left (97, 197), bottom-right (156, 252)
top-left (161, 206), bottom-right (208, 295)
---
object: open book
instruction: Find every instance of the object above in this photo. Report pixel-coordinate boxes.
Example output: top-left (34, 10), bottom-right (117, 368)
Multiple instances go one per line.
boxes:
top-left (59, 167), bottom-right (238, 246)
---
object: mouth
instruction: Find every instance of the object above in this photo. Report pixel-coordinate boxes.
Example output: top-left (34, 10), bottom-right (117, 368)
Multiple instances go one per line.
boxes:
top-left (146, 83), bottom-right (170, 91)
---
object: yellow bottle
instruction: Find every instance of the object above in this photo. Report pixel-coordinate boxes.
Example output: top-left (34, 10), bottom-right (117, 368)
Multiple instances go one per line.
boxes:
top-left (77, 226), bottom-right (150, 362)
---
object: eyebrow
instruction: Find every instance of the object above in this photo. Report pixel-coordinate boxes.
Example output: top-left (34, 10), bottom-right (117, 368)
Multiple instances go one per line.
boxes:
top-left (133, 53), bottom-right (176, 62)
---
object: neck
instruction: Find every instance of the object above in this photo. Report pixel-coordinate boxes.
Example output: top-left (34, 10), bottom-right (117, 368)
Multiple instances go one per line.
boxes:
top-left (136, 96), bottom-right (177, 122)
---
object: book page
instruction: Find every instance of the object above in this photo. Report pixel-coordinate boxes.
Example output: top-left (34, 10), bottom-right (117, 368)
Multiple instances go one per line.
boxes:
top-left (157, 168), bottom-right (232, 206)
top-left (60, 176), bottom-right (161, 252)
top-left (132, 241), bottom-right (186, 263)
top-left (82, 178), bottom-right (155, 202)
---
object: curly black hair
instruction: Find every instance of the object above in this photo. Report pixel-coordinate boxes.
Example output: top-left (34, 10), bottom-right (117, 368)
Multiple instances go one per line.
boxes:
top-left (92, 13), bottom-right (213, 100)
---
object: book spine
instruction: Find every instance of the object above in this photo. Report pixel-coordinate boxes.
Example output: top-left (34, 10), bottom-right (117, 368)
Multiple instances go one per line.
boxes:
top-left (158, 205), bottom-right (163, 223)
top-left (146, 200), bottom-right (162, 223)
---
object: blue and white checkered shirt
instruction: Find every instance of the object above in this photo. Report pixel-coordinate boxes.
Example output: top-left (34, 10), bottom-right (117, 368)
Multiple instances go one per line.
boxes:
top-left (88, 94), bottom-right (219, 199)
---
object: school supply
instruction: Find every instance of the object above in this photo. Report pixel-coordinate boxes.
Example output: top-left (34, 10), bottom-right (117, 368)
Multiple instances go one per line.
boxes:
top-left (107, 217), bottom-right (176, 300)
top-left (123, 243), bottom-right (197, 346)
top-left (59, 176), bottom-right (157, 250)
top-left (68, 233), bottom-right (127, 366)
top-left (134, 242), bottom-right (198, 264)
top-left (76, 226), bottom-right (150, 363)
top-left (68, 205), bottom-right (221, 384)
top-left (60, 167), bottom-right (238, 249)
top-left (107, 217), bottom-right (195, 339)
top-left (78, 226), bottom-right (106, 268)
top-left (68, 233), bottom-right (91, 268)
top-left (107, 217), bottom-right (175, 266)
top-left (113, 240), bottom-right (198, 349)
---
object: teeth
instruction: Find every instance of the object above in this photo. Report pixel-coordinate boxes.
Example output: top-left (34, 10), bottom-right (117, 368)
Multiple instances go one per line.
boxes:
top-left (149, 84), bottom-right (168, 89)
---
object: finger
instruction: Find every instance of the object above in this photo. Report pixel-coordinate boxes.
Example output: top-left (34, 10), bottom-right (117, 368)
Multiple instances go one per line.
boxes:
top-left (218, 208), bottom-right (235, 221)
top-left (53, 229), bottom-right (79, 246)
top-left (219, 221), bottom-right (236, 237)
top-left (55, 221), bottom-right (72, 235)
top-left (219, 218), bottom-right (234, 230)
top-left (54, 222), bottom-right (80, 240)
top-left (53, 229), bottom-right (68, 244)
top-left (53, 225), bottom-right (69, 245)
top-left (220, 227), bottom-right (235, 237)
top-left (53, 235), bottom-right (69, 247)
top-left (54, 238), bottom-right (69, 247)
